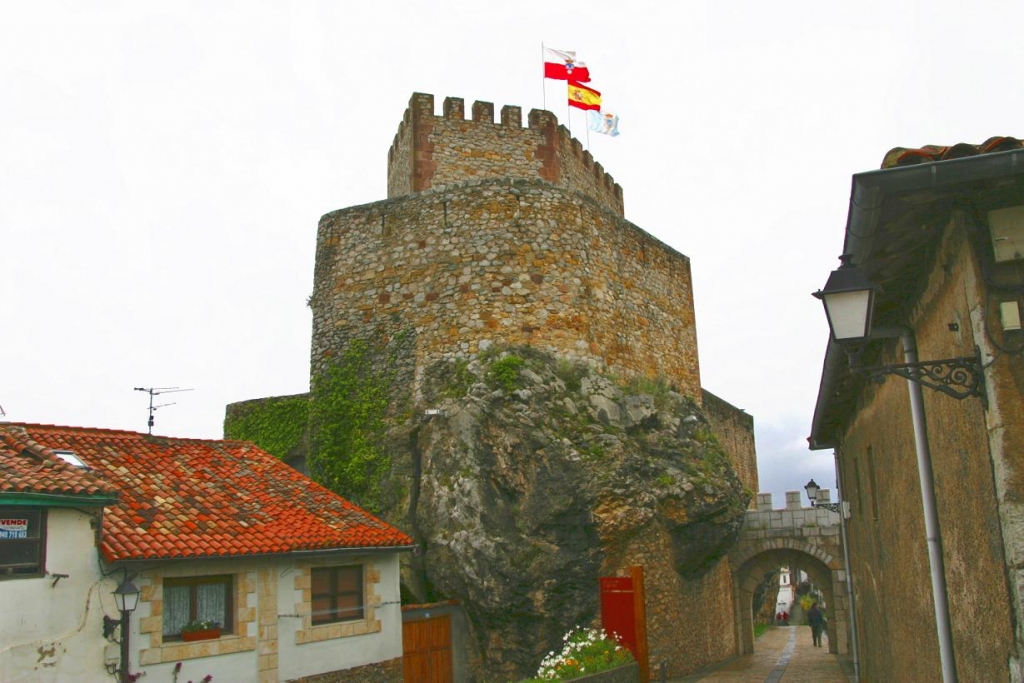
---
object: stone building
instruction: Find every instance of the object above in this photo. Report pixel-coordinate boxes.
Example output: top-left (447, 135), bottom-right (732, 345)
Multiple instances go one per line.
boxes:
top-left (230, 92), bottom-right (759, 679)
top-left (809, 137), bottom-right (1024, 681)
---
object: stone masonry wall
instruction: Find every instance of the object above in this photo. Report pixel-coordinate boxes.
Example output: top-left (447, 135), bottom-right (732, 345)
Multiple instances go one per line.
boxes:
top-left (702, 389), bottom-right (757, 502)
top-left (387, 93), bottom-right (624, 216)
top-left (287, 657), bottom-right (402, 683)
top-left (309, 178), bottom-right (700, 400)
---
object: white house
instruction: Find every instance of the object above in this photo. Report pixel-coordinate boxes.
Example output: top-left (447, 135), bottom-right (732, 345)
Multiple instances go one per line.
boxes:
top-left (0, 423), bottom-right (414, 683)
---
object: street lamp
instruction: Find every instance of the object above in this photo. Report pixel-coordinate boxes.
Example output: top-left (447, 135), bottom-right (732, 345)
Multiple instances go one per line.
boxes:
top-left (112, 576), bottom-right (140, 683)
top-left (804, 479), bottom-right (841, 514)
top-left (813, 255), bottom-right (986, 404)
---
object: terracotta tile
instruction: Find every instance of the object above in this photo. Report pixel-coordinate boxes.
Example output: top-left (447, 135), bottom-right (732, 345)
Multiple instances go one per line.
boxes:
top-left (1, 423), bottom-right (412, 563)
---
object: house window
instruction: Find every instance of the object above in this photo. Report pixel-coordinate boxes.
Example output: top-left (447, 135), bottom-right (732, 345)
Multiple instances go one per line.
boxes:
top-left (163, 575), bottom-right (233, 638)
top-left (311, 566), bottom-right (363, 625)
top-left (0, 508), bottom-right (46, 578)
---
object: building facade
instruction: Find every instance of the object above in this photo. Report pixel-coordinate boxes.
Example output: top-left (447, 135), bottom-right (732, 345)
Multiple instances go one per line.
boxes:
top-left (810, 138), bottom-right (1024, 681)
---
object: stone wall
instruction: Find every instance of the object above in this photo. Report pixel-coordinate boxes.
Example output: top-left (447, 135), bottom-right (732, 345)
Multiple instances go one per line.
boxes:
top-left (839, 214), bottom-right (1017, 682)
top-left (387, 93), bottom-right (624, 216)
top-left (286, 657), bottom-right (402, 683)
top-left (703, 389), bottom-right (757, 501)
top-left (310, 178), bottom-right (700, 400)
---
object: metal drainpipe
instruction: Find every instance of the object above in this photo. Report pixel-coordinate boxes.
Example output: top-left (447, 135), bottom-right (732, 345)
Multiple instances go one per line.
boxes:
top-left (834, 448), bottom-right (860, 682)
top-left (895, 327), bottom-right (958, 683)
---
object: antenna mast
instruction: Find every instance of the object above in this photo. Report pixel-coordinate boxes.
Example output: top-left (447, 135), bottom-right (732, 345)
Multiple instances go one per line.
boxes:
top-left (133, 387), bottom-right (193, 434)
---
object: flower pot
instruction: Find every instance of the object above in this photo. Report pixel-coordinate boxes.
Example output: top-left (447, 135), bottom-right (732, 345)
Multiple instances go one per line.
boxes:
top-left (182, 628), bottom-right (221, 642)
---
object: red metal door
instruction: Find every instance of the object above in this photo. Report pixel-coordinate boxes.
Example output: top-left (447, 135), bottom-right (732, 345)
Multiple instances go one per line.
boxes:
top-left (600, 566), bottom-right (649, 681)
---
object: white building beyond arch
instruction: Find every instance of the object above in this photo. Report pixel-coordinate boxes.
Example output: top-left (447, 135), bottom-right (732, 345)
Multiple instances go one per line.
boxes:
top-left (776, 566), bottom-right (794, 615)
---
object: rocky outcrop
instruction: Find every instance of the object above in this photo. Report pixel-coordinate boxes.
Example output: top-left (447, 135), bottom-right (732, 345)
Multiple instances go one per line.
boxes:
top-left (389, 346), bottom-right (748, 680)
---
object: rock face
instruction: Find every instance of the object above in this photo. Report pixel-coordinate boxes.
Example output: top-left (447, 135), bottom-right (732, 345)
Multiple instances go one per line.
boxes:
top-left (391, 347), bottom-right (748, 680)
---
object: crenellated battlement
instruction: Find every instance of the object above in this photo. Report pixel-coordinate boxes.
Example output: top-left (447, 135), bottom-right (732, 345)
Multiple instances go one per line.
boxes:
top-left (386, 92), bottom-right (624, 216)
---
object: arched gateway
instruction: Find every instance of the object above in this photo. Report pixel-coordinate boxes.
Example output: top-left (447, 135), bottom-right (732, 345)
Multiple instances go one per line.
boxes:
top-left (728, 490), bottom-right (851, 656)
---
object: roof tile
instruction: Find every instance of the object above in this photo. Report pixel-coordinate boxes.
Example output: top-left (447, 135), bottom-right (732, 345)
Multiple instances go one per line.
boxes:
top-left (881, 136), bottom-right (1023, 169)
top-left (0, 426), bottom-right (119, 498)
top-left (0, 424), bottom-right (412, 562)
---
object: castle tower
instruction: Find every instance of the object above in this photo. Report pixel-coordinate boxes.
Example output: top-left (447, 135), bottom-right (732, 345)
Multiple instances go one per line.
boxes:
top-left (228, 93), bottom-right (760, 680)
top-left (310, 92), bottom-right (701, 398)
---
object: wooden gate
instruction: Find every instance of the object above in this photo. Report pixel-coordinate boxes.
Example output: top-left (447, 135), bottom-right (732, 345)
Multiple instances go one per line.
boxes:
top-left (403, 613), bottom-right (453, 683)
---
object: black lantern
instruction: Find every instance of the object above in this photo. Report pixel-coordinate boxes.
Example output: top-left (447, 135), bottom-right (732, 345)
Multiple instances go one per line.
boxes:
top-left (813, 254), bottom-right (878, 344)
top-left (113, 578), bottom-right (140, 613)
top-left (805, 478), bottom-right (841, 513)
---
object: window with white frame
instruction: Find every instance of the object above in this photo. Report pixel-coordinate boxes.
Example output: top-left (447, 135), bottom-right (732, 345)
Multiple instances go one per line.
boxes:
top-left (162, 575), bottom-right (233, 638)
top-left (0, 508), bottom-right (46, 578)
top-left (311, 566), bottom-right (363, 625)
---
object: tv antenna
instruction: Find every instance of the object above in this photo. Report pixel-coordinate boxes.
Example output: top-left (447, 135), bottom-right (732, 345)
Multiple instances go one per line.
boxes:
top-left (134, 386), bottom-right (192, 434)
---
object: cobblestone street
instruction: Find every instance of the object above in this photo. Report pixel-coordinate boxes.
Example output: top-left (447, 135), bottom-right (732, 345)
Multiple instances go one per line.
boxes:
top-left (670, 626), bottom-right (854, 682)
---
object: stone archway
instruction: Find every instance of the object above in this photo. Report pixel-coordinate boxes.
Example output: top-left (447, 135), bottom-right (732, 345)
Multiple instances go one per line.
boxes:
top-left (728, 492), bottom-right (851, 656)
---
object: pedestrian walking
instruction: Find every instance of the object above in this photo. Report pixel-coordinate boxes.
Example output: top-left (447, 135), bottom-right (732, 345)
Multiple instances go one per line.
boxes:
top-left (807, 602), bottom-right (825, 647)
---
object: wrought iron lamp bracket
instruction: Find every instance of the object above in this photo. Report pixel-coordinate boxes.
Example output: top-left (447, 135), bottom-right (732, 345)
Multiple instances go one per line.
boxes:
top-left (811, 502), bottom-right (842, 514)
top-left (855, 347), bottom-right (987, 408)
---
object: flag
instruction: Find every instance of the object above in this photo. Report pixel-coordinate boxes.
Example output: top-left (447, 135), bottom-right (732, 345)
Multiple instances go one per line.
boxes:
top-left (587, 110), bottom-right (620, 137)
top-left (568, 81), bottom-right (601, 111)
top-left (544, 47), bottom-right (591, 82)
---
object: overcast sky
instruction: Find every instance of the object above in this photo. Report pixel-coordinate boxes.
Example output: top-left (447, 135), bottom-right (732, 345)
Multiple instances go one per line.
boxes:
top-left (4, 1), bottom-right (1023, 507)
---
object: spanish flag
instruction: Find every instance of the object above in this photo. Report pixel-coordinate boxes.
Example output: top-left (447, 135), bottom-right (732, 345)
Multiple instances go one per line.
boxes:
top-left (568, 81), bottom-right (601, 111)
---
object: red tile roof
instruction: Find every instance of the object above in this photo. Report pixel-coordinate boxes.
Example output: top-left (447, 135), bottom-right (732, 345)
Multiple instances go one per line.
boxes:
top-left (0, 425), bottom-right (119, 499)
top-left (881, 136), bottom-right (1022, 169)
top-left (0, 423), bottom-right (413, 562)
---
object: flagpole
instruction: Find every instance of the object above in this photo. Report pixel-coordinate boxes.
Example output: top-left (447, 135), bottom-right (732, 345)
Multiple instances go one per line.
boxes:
top-left (566, 83), bottom-right (571, 134)
top-left (541, 42), bottom-right (546, 112)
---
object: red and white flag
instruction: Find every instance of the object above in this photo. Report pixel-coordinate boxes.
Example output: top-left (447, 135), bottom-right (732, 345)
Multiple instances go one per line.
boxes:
top-left (543, 47), bottom-right (591, 83)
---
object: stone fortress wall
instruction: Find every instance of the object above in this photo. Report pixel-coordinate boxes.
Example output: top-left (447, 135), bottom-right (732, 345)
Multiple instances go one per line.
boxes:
top-left (703, 389), bottom-right (758, 499)
top-left (312, 93), bottom-right (700, 399)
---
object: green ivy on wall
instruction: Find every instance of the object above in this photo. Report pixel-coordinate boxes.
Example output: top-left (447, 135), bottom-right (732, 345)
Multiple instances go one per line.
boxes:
top-left (224, 395), bottom-right (309, 460)
top-left (308, 339), bottom-right (395, 513)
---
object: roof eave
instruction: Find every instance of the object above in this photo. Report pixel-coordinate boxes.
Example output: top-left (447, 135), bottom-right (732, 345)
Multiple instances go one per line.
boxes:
top-left (0, 491), bottom-right (118, 507)
top-left (104, 543), bottom-right (418, 565)
top-left (810, 148), bottom-right (1024, 450)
